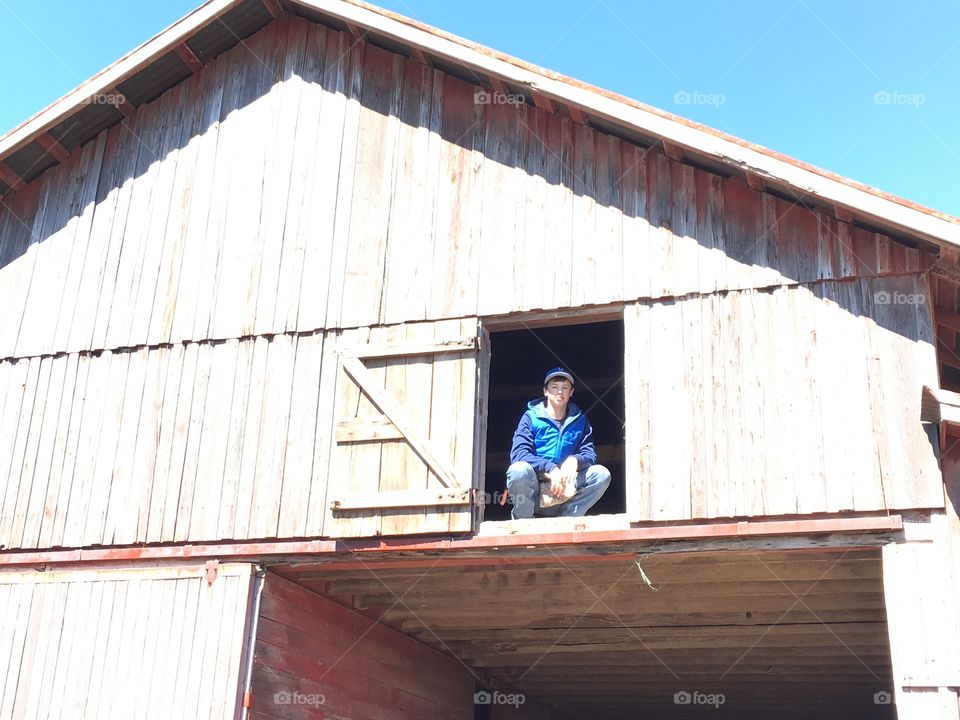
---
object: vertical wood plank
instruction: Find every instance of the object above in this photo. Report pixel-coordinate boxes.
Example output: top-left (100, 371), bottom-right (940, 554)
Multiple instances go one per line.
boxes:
top-left (217, 338), bottom-right (256, 540)
top-left (670, 159), bottom-right (697, 297)
top-left (621, 144), bottom-right (650, 302)
top-left (253, 19), bottom-right (308, 337)
top-left (50, 135), bottom-right (109, 353)
top-left (430, 73), bottom-right (484, 319)
top-left (381, 59), bottom-right (436, 324)
top-left (166, 49), bottom-right (229, 344)
top-left (647, 152), bottom-right (672, 298)
top-left (19, 354), bottom-right (67, 548)
top-left (306, 330), bottom-right (338, 537)
top-left (145, 70), bottom-right (217, 346)
top-left (190, 339), bottom-right (241, 540)
top-left (569, 122), bottom-right (597, 308)
top-left (249, 333), bottom-right (296, 538)
top-left (275, 24), bottom-right (328, 332)
top-left (624, 301), bottom-right (652, 521)
top-left (172, 342), bottom-right (215, 542)
top-left (36, 353), bottom-right (80, 548)
top-left (278, 331), bottom-right (323, 537)
top-left (295, 27), bottom-right (347, 333)
top-left (322, 40), bottom-right (365, 329)
top-left (476, 98), bottom-right (524, 316)
top-left (126, 84), bottom-right (191, 347)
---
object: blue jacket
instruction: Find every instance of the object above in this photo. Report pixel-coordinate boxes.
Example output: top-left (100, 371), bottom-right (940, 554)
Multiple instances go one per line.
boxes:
top-left (509, 399), bottom-right (597, 475)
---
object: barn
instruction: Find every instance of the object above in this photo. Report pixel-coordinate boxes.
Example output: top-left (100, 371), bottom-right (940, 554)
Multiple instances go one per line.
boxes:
top-left (1, 0), bottom-right (959, 718)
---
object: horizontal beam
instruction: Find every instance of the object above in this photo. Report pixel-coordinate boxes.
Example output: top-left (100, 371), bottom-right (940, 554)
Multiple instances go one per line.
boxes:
top-left (340, 336), bottom-right (477, 359)
top-left (335, 417), bottom-right (402, 442)
top-left (0, 514), bottom-right (904, 569)
top-left (330, 488), bottom-right (473, 511)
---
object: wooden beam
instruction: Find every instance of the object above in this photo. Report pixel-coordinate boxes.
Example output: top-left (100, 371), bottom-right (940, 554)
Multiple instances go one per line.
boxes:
top-left (114, 95), bottom-right (137, 117)
top-left (0, 162), bottom-right (24, 191)
top-left (745, 170), bottom-right (765, 192)
top-left (344, 22), bottom-right (366, 40)
top-left (532, 92), bottom-right (555, 113)
top-left (662, 140), bottom-right (684, 162)
top-left (336, 418), bottom-right (403, 443)
top-left (567, 104), bottom-right (586, 125)
top-left (261, 0), bottom-right (283, 18)
top-left (173, 42), bottom-right (204, 74)
top-left (340, 336), bottom-right (477, 359)
top-left (834, 204), bottom-right (855, 223)
top-left (932, 247), bottom-right (960, 285)
top-left (341, 356), bottom-right (458, 488)
top-left (0, 514), bottom-right (904, 568)
top-left (925, 385), bottom-right (960, 428)
top-left (409, 46), bottom-right (430, 65)
top-left (35, 132), bottom-right (70, 163)
top-left (330, 488), bottom-right (473, 511)
top-left (936, 306), bottom-right (960, 334)
top-left (489, 77), bottom-right (507, 94)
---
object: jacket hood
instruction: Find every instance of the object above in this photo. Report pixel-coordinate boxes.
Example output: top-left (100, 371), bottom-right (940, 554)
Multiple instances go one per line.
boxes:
top-left (526, 398), bottom-right (583, 422)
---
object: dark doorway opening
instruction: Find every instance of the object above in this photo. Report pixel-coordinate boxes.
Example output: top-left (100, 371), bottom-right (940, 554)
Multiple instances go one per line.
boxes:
top-left (483, 319), bottom-right (626, 521)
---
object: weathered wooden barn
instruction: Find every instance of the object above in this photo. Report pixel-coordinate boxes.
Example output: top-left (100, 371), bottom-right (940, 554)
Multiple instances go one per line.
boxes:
top-left (1, 0), bottom-right (959, 718)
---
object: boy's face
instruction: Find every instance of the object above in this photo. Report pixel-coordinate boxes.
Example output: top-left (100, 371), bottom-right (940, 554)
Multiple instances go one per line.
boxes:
top-left (544, 378), bottom-right (574, 406)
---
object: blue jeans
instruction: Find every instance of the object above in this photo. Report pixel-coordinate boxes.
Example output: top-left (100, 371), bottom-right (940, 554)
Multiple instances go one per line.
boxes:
top-left (505, 461), bottom-right (611, 519)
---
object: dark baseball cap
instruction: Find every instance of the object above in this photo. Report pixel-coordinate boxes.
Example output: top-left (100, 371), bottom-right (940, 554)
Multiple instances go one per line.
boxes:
top-left (543, 367), bottom-right (575, 386)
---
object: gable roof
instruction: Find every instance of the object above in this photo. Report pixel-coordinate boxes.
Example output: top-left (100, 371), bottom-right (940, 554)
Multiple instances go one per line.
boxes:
top-left (2, 0), bottom-right (958, 251)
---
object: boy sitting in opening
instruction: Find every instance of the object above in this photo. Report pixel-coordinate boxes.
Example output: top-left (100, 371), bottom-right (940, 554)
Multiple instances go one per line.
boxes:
top-left (505, 367), bottom-right (611, 519)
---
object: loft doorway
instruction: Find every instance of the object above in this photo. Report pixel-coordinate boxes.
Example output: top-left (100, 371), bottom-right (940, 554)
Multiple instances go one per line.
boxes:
top-left (482, 317), bottom-right (626, 522)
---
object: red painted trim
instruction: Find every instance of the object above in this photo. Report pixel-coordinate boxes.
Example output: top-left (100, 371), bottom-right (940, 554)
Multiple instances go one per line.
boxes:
top-left (0, 515), bottom-right (902, 568)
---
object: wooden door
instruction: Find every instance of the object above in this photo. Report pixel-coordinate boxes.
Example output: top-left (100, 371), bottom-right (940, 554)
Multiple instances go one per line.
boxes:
top-left (326, 318), bottom-right (486, 537)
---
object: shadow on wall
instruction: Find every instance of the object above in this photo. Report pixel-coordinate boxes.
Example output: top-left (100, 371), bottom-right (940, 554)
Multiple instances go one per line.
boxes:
top-left (0, 12), bottom-right (936, 357)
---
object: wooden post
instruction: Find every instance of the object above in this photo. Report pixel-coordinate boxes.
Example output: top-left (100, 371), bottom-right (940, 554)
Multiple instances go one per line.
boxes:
top-left (881, 489), bottom-right (960, 718)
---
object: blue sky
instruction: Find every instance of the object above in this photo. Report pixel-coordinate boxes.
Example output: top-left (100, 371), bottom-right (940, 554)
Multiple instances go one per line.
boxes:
top-left (1, 0), bottom-right (957, 215)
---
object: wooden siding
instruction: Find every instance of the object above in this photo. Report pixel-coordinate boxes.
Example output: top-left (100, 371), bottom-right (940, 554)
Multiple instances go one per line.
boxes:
top-left (0, 14), bottom-right (943, 545)
top-left (0, 563), bottom-right (253, 719)
top-left (0, 318), bottom-right (482, 550)
top-left (625, 274), bottom-right (942, 521)
top-left (251, 571), bottom-right (474, 720)
top-left (0, 16), bottom-right (931, 362)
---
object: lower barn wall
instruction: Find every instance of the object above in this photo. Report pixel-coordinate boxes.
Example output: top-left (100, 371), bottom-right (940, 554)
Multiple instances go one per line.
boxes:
top-left (251, 572), bottom-right (474, 719)
top-left (0, 563), bottom-right (254, 719)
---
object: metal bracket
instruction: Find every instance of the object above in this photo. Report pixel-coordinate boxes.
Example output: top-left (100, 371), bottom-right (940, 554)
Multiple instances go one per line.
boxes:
top-left (204, 559), bottom-right (219, 586)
